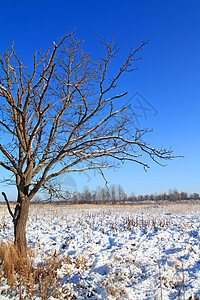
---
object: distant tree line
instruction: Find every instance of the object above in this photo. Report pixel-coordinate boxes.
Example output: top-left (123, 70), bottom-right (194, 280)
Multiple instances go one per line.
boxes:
top-left (32, 186), bottom-right (200, 204)
top-left (127, 189), bottom-right (200, 204)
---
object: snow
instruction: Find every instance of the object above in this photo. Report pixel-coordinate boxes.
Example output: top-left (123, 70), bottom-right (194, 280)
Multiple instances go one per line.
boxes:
top-left (1, 203), bottom-right (200, 299)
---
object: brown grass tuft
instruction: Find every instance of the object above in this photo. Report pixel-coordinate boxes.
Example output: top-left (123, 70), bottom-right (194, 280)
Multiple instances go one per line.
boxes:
top-left (34, 251), bottom-right (63, 299)
top-left (0, 241), bottom-right (34, 286)
top-left (0, 242), bottom-right (64, 299)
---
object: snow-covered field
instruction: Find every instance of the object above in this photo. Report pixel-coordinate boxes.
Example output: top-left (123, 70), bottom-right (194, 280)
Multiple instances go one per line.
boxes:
top-left (1, 203), bottom-right (200, 299)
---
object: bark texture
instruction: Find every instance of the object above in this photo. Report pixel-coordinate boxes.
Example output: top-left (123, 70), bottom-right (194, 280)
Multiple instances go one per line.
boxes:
top-left (13, 194), bottom-right (30, 256)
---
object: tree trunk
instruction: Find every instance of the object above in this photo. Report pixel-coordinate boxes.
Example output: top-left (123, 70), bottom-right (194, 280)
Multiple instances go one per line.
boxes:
top-left (14, 193), bottom-right (30, 256)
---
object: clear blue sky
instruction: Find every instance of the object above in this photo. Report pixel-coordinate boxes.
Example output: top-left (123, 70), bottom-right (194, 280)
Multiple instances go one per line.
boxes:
top-left (0, 0), bottom-right (200, 198)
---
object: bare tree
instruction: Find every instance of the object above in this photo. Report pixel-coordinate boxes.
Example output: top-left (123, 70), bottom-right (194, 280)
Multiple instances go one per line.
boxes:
top-left (117, 185), bottom-right (127, 204)
top-left (82, 187), bottom-right (92, 204)
top-left (0, 32), bottom-right (174, 255)
top-left (111, 185), bottom-right (117, 204)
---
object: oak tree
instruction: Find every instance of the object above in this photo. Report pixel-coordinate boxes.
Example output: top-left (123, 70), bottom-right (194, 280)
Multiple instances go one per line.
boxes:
top-left (0, 32), bottom-right (174, 255)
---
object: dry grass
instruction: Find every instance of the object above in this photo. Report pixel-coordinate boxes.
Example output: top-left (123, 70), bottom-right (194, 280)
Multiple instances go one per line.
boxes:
top-left (0, 242), bottom-right (63, 299)
top-left (0, 242), bottom-right (34, 286)
top-left (34, 251), bottom-right (63, 299)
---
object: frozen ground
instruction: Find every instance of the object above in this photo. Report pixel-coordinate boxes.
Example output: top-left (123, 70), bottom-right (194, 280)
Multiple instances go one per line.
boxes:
top-left (1, 203), bottom-right (200, 299)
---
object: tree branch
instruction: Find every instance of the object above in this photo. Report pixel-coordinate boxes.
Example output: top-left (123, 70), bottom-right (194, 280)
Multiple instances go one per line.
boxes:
top-left (2, 192), bottom-right (14, 219)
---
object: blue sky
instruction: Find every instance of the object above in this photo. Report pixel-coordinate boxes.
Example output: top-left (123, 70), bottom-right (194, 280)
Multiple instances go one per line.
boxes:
top-left (0, 0), bottom-right (200, 198)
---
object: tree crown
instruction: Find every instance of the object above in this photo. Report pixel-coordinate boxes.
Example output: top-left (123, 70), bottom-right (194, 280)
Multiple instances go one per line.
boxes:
top-left (0, 33), bottom-right (174, 200)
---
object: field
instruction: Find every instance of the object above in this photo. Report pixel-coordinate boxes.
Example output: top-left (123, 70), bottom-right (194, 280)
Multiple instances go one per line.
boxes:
top-left (0, 203), bottom-right (200, 299)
